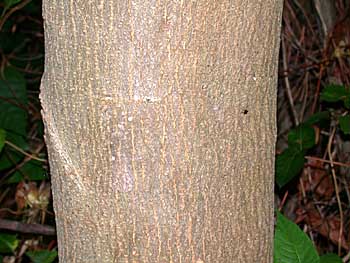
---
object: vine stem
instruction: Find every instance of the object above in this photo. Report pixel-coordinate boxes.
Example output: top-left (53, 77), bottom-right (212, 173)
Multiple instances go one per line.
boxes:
top-left (0, 0), bottom-right (32, 32)
top-left (5, 140), bottom-right (47, 163)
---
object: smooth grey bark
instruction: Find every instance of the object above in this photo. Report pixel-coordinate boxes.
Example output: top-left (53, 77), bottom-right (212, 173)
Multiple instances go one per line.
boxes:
top-left (40, 1), bottom-right (283, 262)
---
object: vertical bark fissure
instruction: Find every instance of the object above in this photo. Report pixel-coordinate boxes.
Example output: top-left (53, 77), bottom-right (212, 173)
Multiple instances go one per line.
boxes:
top-left (41, 1), bottom-right (283, 262)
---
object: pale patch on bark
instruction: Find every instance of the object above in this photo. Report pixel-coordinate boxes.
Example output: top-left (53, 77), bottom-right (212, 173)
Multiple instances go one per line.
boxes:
top-left (102, 106), bottom-right (135, 193)
top-left (41, 108), bottom-right (85, 191)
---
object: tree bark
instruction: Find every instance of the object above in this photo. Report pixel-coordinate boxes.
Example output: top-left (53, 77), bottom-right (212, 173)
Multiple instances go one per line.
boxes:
top-left (40, 1), bottom-right (283, 262)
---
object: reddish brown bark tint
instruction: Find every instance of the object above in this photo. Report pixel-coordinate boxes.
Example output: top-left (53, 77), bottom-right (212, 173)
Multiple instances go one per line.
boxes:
top-left (41, 1), bottom-right (283, 262)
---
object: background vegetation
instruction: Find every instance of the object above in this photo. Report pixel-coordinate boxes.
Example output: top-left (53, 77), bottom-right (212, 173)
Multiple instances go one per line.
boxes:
top-left (0, 0), bottom-right (349, 262)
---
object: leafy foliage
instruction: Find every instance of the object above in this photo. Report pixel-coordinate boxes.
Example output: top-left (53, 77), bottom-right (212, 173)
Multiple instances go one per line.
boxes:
top-left (288, 125), bottom-right (316, 151)
top-left (6, 159), bottom-right (46, 183)
top-left (275, 103), bottom-right (332, 188)
top-left (26, 250), bottom-right (58, 263)
top-left (338, 115), bottom-right (350, 135)
top-left (319, 253), bottom-right (343, 263)
top-left (320, 85), bottom-right (350, 106)
top-left (345, 96), bottom-right (350, 109)
top-left (276, 146), bottom-right (305, 188)
top-left (274, 211), bottom-right (319, 263)
top-left (275, 121), bottom-right (318, 187)
top-left (0, 129), bottom-right (5, 152)
top-left (303, 111), bottom-right (330, 126)
top-left (0, 67), bottom-right (28, 148)
top-left (274, 212), bottom-right (346, 263)
top-left (4, 0), bottom-right (22, 9)
top-left (0, 234), bottom-right (19, 253)
top-left (275, 81), bottom-right (350, 260)
top-left (0, 1), bottom-right (54, 261)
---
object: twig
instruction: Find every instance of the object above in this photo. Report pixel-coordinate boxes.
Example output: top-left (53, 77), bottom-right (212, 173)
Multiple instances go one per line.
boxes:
top-left (305, 156), bottom-right (350, 167)
top-left (0, 218), bottom-right (55, 236)
top-left (327, 127), bottom-right (343, 255)
top-left (343, 249), bottom-right (350, 263)
top-left (299, 72), bottom-right (309, 121)
top-left (282, 36), bottom-right (299, 126)
top-left (0, 187), bottom-right (10, 204)
top-left (340, 177), bottom-right (350, 213)
top-left (5, 140), bottom-right (47, 163)
top-left (0, 143), bottom-right (46, 186)
top-left (278, 191), bottom-right (289, 211)
top-left (311, 63), bottom-right (324, 114)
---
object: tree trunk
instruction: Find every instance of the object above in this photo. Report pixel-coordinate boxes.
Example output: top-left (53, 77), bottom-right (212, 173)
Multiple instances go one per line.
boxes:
top-left (40, 1), bottom-right (283, 262)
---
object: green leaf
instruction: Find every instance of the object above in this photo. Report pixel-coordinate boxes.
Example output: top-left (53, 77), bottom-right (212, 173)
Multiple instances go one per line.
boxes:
top-left (345, 96), bottom-right (350, 109)
top-left (339, 115), bottom-right (350, 135)
top-left (274, 211), bottom-right (320, 263)
top-left (5, 132), bottom-right (28, 150)
top-left (0, 67), bottom-right (27, 104)
top-left (276, 147), bottom-right (305, 188)
top-left (0, 129), bottom-right (6, 152)
top-left (320, 85), bottom-right (350, 102)
top-left (288, 125), bottom-right (316, 150)
top-left (0, 150), bottom-right (22, 170)
top-left (0, 233), bottom-right (19, 253)
top-left (22, 1), bottom-right (42, 15)
top-left (26, 250), bottom-right (58, 263)
top-left (319, 254), bottom-right (342, 263)
top-left (0, 67), bottom-right (28, 140)
top-left (304, 111), bottom-right (330, 126)
top-left (6, 159), bottom-right (46, 183)
top-left (4, 0), bottom-right (22, 9)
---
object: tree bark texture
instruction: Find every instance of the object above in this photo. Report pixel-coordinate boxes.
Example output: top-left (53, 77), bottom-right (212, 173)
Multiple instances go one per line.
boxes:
top-left (40, 1), bottom-right (283, 262)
